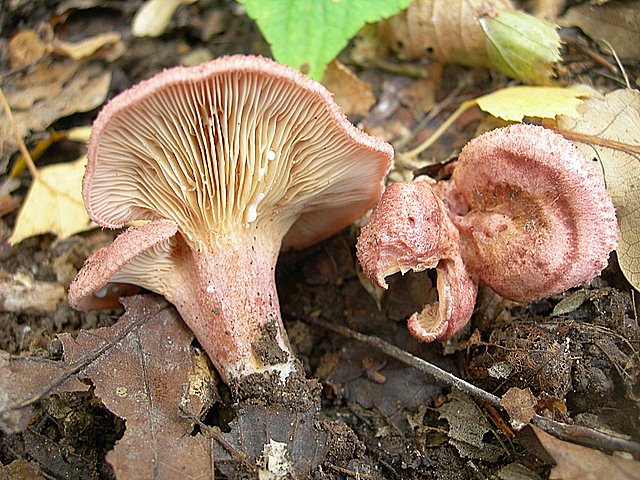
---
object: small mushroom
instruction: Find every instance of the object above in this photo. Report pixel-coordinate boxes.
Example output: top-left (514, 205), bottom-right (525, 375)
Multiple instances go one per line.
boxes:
top-left (68, 55), bottom-right (393, 392)
top-left (446, 124), bottom-right (618, 303)
top-left (357, 124), bottom-right (617, 342)
top-left (357, 180), bottom-right (477, 341)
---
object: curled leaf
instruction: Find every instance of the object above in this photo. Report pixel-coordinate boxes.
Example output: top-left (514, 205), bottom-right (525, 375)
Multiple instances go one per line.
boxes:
top-left (382, 0), bottom-right (562, 85)
top-left (557, 89), bottom-right (640, 291)
top-left (480, 11), bottom-right (561, 85)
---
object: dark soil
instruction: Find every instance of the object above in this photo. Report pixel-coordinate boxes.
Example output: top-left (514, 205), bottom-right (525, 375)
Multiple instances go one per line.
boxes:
top-left (1, 1), bottom-right (639, 479)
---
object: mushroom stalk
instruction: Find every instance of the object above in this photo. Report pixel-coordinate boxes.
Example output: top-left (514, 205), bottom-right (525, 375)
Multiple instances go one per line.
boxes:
top-left (168, 233), bottom-right (296, 384)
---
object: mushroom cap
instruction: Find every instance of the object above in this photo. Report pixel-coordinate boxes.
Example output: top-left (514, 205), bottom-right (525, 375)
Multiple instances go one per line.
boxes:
top-left (85, 55), bottom-right (393, 251)
top-left (357, 181), bottom-right (477, 341)
top-left (449, 124), bottom-right (618, 303)
top-left (68, 219), bottom-right (178, 310)
top-left (357, 180), bottom-right (447, 289)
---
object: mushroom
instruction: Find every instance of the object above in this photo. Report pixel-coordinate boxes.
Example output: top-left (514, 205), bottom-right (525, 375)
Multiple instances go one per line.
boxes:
top-left (357, 124), bottom-right (617, 341)
top-left (446, 124), bottom-right (618, 303)
top-left (357, 180), bottom-right (477, 341)
top-left (68, 55), bottom-right (393, 396)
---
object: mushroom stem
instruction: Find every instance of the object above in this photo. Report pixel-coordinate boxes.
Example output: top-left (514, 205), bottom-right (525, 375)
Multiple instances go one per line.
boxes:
top-left (168, 233), bottom-right (298, 385)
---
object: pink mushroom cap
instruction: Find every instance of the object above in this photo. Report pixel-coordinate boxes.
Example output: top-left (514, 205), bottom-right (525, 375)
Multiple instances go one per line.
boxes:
top-left (448, 123), bottom-right (618, 303)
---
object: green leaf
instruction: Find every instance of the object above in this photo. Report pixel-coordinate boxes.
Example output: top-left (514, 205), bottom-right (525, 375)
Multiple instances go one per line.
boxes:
top-left (239, 0), bottom-right (413, 79)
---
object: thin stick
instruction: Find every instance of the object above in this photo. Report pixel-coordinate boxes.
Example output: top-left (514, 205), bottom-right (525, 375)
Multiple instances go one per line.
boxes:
top-left (305, 317), bottom-right (502, 408)
top-left (399, 99), bottom-right (477, 161)
top-left (532, 415), bottom-right (640, 459)
top-left (0, 87), bottom-right (39, 178)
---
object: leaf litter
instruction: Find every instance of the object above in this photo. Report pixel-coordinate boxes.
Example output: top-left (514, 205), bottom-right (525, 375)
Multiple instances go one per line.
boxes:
top-left (2, 0), bottom-right (640, 478)
top-left (1, 295), bottom-right (216, 479)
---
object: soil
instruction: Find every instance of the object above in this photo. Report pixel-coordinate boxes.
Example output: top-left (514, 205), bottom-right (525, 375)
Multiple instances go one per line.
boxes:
top-left (1, 1), bottom-right (639, 479)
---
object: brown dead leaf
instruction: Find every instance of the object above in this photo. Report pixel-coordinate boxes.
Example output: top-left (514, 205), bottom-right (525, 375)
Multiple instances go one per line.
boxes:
top-left (0, 351), bottom-right (89, 434)
top-left (531, 425), bottom-right (640, 480)
top-left (557, 89), bottom-right (640, 291)
top-left (9, 156), bottom-right (94, 244)
top-left (561, 0), bottom-right (640, 61)
top-left (59, 295), bottom-right (215, 480)
top-left (213, 404), bottom-right (328, 479)
top-left (321, 60), bottom-right (375, 116)
top-left (0, 59), bottom-right (110, 163)
top-left (500, 387), bottom-right (537, 427)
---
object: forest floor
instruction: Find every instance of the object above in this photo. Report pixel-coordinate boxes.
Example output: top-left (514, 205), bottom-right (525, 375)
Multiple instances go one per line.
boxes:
top-left (0, 1), bottom-right (639, 479)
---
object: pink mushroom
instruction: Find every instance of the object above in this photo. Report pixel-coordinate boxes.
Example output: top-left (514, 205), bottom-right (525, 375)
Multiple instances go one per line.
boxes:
top-left (68, 55), bottom-right (393, 395)
top-left (357, 124), bottom-right (617, 341)
top-left (357, 180), bottom-right (477, 341)
top-left (447, 124), bottom-right (618, 303)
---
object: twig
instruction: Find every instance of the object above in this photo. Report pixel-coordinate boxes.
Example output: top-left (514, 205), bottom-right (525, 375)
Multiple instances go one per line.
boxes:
top-left (0, 86), bottom-right (39, 178)
top-left (304, 317), bottom-right (502, 408)
top-left (398, 99), bottom-right (477, 161)
top-left (600, 39), bottom-right (630, 89)
top-left (531, 415), bottom-right (640, 459)
top-left (180, 408), bottom-right (256, 474)
top-left (327, 463), bottom-right (374, 479)
top-left (306, 317), bottom-right (640, 459)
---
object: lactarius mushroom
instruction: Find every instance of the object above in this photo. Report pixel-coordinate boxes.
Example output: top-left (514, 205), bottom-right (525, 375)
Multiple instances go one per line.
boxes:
top-left (357, 124), bottom-right (617, 342)
top-left (68, 55), bottom-right (393, 395)
top-left (448, 124), bottom-right (617, 303)
top-left (357, 180), bottom-right (477, 341)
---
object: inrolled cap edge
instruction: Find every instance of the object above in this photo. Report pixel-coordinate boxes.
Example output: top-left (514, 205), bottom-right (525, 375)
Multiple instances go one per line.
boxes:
top-left (68, 219), bottom-right (178, 310)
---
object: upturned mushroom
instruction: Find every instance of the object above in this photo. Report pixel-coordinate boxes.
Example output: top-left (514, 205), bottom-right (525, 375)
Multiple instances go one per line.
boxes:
top-left (68, 55), bottom-right (393, 397)
top-left (357, 124), bottom-right (617, 341)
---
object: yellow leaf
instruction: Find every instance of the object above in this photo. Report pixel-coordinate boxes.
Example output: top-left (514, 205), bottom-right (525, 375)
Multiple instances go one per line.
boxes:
top-left (476, 86), bottom-right (596, 122)
top-left (9, 156), bottom-right (94, 244)
top-left (557, 89), bottom-right (640, 292)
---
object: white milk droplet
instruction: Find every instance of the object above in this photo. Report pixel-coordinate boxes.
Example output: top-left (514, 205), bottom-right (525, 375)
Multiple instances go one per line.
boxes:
top-left (246, 204), bottom-right (258, 223)
top-left (267, 150), bottom-right (276, 161)
top-left (94, 286), bottom-right (108, 298)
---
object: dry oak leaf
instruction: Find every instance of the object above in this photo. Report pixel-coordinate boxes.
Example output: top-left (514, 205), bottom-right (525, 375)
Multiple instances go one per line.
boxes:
top-left (0, 59), bottom-right (110, 163)
top-left (561, 0), bottom-right (640, 61)
top-left (557, 89), bottom-right (640, 292)
top-left (59, 295), bottom-right (214, 480)
top-left (532, 425), bottom-right (640, 480)
top-left (9, 156), bottom-right (94, 244)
